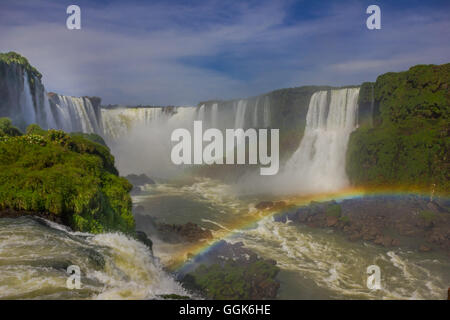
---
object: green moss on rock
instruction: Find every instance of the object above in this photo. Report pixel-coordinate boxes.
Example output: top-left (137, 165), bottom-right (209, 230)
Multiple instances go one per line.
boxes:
top-left (182, 260), bottom-right (279, 300)
top-left (0, 52), bottom-right (42, 79)
top-left (0, 117), bottom-right (22, 137)
top-left (0, 122), bottom-right (134, 233)
top-left (347, 63), bottom-right (450, 193)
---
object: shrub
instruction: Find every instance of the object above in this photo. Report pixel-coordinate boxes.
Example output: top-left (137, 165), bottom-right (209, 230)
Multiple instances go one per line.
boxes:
top-left (326, 204), bottom-right (342, 217)
top-left (0, 121), bottom-right (134, 234)
top-left (0, 117), bottom-right (22, 137)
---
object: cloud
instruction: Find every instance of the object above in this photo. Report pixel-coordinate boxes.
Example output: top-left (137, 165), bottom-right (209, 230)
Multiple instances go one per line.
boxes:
top-left (0, 0), bottom-right (448, 105)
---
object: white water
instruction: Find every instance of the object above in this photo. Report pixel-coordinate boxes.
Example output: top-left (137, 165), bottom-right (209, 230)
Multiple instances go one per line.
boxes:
top-left (263, 96), bottom-right (271, 128)
top-left (19, 71), bottom-right (37, 126)
top-left (211, 103), bottom-right (218, 128)
top-left (231, 216), bottom-right (449, 300)
top-left (0, 217), bottom-right (188, 300)
top-left (280, 88), bottom-right (360, 193)
top-left (41, 89), bottom-right (57, 129)
top-left (101, 107), bottom-right (168, 139)
top-left (52, 95), bottom-right (101, 133)
top-left (234, 100), bottom-right (248, 129)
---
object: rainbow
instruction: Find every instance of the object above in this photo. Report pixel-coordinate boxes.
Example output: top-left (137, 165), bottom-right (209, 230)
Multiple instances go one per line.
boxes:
top-left (168, 186), bottom-right (448, 272)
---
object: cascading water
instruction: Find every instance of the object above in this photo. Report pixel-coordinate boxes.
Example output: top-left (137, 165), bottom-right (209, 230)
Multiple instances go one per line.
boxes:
top-left (101, 107), bottom-right (167, 139)
top-left (253, 97), bottom-right (259, 127)
top-left (0, 217), bottom-right (188, 299)
top-left (211, 103), bottom-right (218, 128)
top-left (51, 95), bottom-right (101, 133)
top-left (234, 100), bottom-right (248, 129)
top-left (263, 96), bottom-right (270, 128)
top-left (282, 88), bottom-right (360, 193)
top-left (19, 71), bottom-right (37, 127)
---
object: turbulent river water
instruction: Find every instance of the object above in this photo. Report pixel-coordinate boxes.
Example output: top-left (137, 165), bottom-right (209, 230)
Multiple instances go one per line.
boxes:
top-left (1, 81), bottom-right (448, 299)
top-left (1, 178), bottom-right (449, 299)
top-left (133, 178), bottom-right (450, 300)
top-left (0, 217), bottom-right (187, 299)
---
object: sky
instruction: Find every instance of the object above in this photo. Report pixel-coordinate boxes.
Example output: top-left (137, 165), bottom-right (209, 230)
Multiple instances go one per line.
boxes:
top-left (0, 0), bottom-right (448, 105)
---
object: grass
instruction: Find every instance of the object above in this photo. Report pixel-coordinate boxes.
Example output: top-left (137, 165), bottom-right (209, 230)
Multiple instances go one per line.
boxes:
top-left (347, 63), bottom-right (450, 193)
top-left (0, 121), bottom-right (134, 234)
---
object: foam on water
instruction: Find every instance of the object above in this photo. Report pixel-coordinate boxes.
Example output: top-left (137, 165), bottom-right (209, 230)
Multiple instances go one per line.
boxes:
top-left (230, 217), bottom-right (449, 299)
top-left (0, 218), bottom-right (187, 299)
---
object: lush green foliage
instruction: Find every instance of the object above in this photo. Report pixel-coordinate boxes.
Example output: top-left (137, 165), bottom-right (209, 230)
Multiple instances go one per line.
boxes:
top-left (419, 210), bottom-right (437, 222)
top-left (347, 63), bottom-right (449, 193)
top-left (0, 51), bottom-right (42, 79)
top-left (0, 118), bottom-right (22, 137)
top-left (69, 132), bottom-right (107, 147)
top-left (0, 123), bottom-right (134, 233)
top-left (184, 260), bottom-right (279, 299)
top-left (326, 204), bottom-right (342, 217)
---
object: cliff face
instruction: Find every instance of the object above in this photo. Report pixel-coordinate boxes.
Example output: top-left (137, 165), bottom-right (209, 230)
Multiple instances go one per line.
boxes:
top-left (0, 52), bottom-right (103, 134)
top-left (198, 85), bottom-right (358, 162)
top-left (347, 63), bottom-right (450, 193)
top-left (0, 52), bottom-right (42, 130)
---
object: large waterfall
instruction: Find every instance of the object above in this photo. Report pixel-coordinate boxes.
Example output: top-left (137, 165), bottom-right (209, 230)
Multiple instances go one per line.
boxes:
top-left (200, 97), bottom-right (271, 131)
top-left (7, 70), bottom-right (58, 131)
top-left (101, 107), bottom-right (172, 139)
top-left (1, 60), bottom-right (360, 191)
top-left (281, 88), bottom-right (360, 193)
top-left (0, 63), bottom-right (102, 134)
top-left (50, 94), bottom-right (101, 133)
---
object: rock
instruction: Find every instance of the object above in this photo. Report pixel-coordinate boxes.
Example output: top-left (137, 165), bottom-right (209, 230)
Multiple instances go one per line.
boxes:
top-left (180, 240), bottom-right (280, 300)
top-left (272, 196), bottom-right (450, 254)
top-left (255, 201), bottom-right (274, 210)
top-left (419, 245), bottom-right (432, 252)
top-left (157, 222), bottom-right (213, 243)
top-left (326, 216), bottom-right (338, 227)
top-left (135, 230), bottom-right (153, 252)
top-left (125, 174), bottom-right (155, 187)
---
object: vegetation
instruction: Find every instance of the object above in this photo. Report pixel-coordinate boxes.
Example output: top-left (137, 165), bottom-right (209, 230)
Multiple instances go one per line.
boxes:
top-left (326, 204), bottom-right (342, 217)
top-left (0, 122), bottom-right (134, 233)
top-left (0, 51), bottom-right (42, 79)
top-left (419, 210), bottom-right (437, 222)
top-left (347, 63), bottom-right (450, 193)
top-left (0, 52), bottom-right (42, 106)
top-left (182, 260), bottom-right (279, 300)
top-left (0, 118), bottom-right (22, 137)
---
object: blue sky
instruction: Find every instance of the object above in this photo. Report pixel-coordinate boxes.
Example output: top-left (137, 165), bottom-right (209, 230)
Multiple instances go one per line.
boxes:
top-left (0, 0), bottom-right (448, 105)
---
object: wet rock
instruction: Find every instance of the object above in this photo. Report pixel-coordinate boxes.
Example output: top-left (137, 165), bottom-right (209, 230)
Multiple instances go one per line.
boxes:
top-left (135, 230), bottom-right (153, 252)
top-left (157, 222), bottom-right (213, 243)
top-left (255, 201), bottom-right (274, 210)
top-left (326, 216), bottom-right (338, 227)
top-left (180, 240), bottom-right (280, 300)
top-left (125, 174), bottom-right (155, 186)
top-left (273, 196), bottom-right (450, 254)
top-left (419, 245), bottom-right (432, 252)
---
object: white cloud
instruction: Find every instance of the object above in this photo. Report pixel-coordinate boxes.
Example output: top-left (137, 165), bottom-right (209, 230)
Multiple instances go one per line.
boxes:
top-left (0, 0), bottom-right (448, 105)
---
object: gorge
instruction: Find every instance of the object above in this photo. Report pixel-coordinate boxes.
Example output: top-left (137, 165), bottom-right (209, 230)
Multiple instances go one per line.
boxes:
top-left (0, 51), bottom-right (448, 300)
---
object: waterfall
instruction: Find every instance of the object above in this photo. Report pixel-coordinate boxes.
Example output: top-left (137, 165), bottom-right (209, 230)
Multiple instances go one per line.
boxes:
top-left (211, 103), bottom-right (218, 128)
top-left (253, 97), bottom-right (259, 127)
top-left (197, 104), bottom-right (206, 122)
top-left (101, 107), bottom-right (168, 139)
top-left (0, 65), bottom-right (101, 133)
top-left (282, 88), bottom-right (360, 193)
top-left (19, 71), bottom-right (37, 127)
top-left (234, 100), bottom-right (248, 129)
top-left (263, 96), bottom-right (270, 128)
top-left (41, 90), bottom-right (57, 129)
top-left (51, 94), bottom-right (101, 133)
